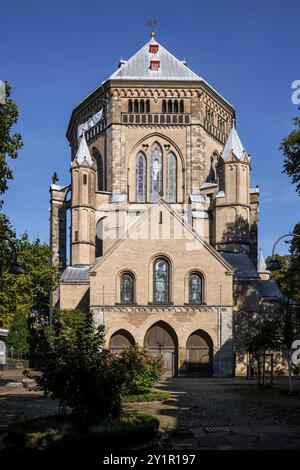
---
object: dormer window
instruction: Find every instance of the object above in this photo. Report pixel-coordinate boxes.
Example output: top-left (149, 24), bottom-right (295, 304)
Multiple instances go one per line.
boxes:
top-left (149, 44), bottom-right (159, 54)
top-left (150, 60), bottom-right (160, 71)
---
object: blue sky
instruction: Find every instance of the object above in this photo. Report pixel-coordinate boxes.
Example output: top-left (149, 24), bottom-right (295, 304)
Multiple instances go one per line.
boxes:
top-left (1, 0), bottom-right (299, 257)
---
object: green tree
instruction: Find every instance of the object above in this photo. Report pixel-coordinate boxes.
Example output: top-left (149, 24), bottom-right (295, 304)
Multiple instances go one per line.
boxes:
top-left (0, 234), bottom-right (59, 328)
top-left (281, 110), bottom-right (300, 195)
top-left (6, 312), bottom-right (29, 356)
top-left (0, 81), bottom-right (23, 207)
top-left (38, 309), bottom-right (124, 423)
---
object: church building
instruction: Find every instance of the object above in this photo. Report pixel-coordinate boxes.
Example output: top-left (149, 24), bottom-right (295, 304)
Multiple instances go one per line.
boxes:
top-left (50, 33), bottom-right (282, 377)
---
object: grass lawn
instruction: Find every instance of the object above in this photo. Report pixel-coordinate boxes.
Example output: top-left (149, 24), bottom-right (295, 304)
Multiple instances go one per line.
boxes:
top-left (122, 390), bottom-right (171, 403)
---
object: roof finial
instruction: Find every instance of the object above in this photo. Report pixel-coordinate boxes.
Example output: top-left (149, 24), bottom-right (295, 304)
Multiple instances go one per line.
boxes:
top-left (146, 15), bottom-right (159, 39)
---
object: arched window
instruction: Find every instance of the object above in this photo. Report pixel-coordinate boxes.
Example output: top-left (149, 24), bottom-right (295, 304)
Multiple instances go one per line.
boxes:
top-left (120, 273), bottom-right (134, 304)
top-left (167, 99), bottom-right (173, 113)
top-left (174, 100), bottom-right (179, 113)
top-left (94, 151), bottom-right (104, 191)
top-left (166, 152), bottom-right (177, 203)
top-left (95, 218), bottom-right (104, 257)
top-left (179, 100), bottom-right (184, 113)
top-left (128, 99), bottom-right (133, 113)
top-left (146, 99), bottom-right (150, 113)
top-left (150, 142), bottom-right (163, 202)
top-left (189, 273), bottom-right (203, 304)
top-left (134, 99), bottom-right (139, 113)
top-left (162, 99), bottom-right (166, 113)
top-left (136, 152), bottom-right (146, 202)
top-left (140, 100), bottom-right (145, 113)
top-left (153, 258), bottom-right (170, 303)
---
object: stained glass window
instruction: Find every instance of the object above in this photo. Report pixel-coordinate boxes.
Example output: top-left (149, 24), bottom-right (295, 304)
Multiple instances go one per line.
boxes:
top-left (121, 273), bottom-right (134, 304)
top-left (153, 258), bottom-right (169, 303)
top-left (166, 152), bottom-right (177, 203)
top-left (150, 142), bottom-right (162, 202)
top-left (189, 273), bottom-right (202, 304)
top-left (95, 218), bottom-right (104, 257)
top-left (136, 153), bottom-right (146, 202)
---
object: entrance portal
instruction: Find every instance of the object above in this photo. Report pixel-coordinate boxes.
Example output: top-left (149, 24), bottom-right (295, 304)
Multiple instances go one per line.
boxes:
top-left (186, 330), bottom-right (213, 377)
top-left (144, 321), bottom-right (178, 377)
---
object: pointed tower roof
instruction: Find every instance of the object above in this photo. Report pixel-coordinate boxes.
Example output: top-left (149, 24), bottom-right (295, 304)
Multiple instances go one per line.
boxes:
top-left (109, 36), bottom-right (201, 81)
top-left (257, 249), bottom-right (268, 273)
top-left (221, 123), bottom-right (247, 161)
top-left (75, 133), bottom-right (93, 166)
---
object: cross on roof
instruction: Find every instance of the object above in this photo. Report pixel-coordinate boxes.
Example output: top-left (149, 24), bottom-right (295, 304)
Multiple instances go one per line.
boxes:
top-left (146, 15), bottom-right (159, 38)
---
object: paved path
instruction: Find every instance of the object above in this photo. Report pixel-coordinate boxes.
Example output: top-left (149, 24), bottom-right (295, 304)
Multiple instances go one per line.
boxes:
top-left (125, 377), bottom-right (300, 450)
top-left (1, 371), bottom-right (300, 450)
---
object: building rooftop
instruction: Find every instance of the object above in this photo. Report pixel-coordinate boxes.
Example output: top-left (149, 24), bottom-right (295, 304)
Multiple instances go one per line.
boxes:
top-left (61, 265), bottom-right (90, 282)
top-left (220, 252), bottom-right (260, 280)
top-left (109, 37), bottom-right (201, 82)
top-left (221, 123), bottom-right (247, 161)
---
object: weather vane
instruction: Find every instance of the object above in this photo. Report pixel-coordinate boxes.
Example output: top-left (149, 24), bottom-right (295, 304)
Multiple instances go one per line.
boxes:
top-left (146, 15), bottom-right (159, 38)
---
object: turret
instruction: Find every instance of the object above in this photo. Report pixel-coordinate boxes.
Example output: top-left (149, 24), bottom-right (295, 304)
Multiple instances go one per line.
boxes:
top-left (212, 124), bottom-right (251, 253)
top-left (70, 133), bottom-right (96, 265)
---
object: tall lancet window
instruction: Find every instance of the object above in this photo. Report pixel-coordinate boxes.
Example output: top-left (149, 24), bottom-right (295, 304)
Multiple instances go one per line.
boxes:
top-left (166, 152), bottom-right (177, 203)
top-left (95, 218), bottom-right (104, 258)
top-left (94, 151), bottom-right (104, 191)
top-left (153, 258), bottom-right (170, 303)
top-left (150, 142), bottom-right (163, 202)
top-left (136, 152), bottom-right (146, 202)
top-left (189, 273), bottom-right (203, 304)
top-left (120, 273), bottom-right (134, 304)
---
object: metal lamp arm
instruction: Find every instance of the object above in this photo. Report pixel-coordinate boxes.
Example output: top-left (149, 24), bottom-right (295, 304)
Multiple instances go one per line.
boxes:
top-left (271, 232), bottom-right (300, 260)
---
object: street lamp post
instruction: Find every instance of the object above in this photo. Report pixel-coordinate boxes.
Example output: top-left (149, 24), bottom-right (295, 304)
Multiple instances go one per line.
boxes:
top-left (266, 232), bottom-right (300, 271)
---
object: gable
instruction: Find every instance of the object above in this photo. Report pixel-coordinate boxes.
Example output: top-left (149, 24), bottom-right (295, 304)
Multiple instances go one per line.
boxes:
top-left (89, 200), bottom-right (233, 275)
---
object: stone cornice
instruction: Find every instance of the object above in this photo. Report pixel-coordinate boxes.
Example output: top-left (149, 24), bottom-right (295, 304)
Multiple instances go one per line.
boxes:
top-left (89, 305), bottom-right (231, 313)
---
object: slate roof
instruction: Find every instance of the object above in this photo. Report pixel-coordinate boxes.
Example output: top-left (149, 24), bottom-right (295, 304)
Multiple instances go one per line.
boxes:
top-left (257, 250), bottom-right (268, 273)
top-left (109, 37), bottom-right (201, 81)
top-left (74, 133), bottom-right (93, 166)
top-left (221, 124), bottom-right (247, 161)
top-left (219, 252), bottom-right (260, 280)
top-left (61, 266), bottom-right (90, 282)
top-left (258, 280), bottom-right (283, 300)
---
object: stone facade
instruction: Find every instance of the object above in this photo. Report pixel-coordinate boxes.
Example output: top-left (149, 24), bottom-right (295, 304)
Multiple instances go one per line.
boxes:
top-left (50, 35), bottom-right (282, 377)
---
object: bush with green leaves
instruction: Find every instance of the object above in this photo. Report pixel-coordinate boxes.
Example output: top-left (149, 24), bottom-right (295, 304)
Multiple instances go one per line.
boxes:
top-left (38, 309), bottom-right (123, 423)
top-left (115, 345), bottom-right (164, 395)
top-left (6, 312), bottom-right (29, 356)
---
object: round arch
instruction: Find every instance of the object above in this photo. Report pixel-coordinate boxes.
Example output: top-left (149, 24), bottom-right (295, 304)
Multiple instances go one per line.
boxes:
top-left (149, 253), bottom-right (173, 304)
top-left (184, 269), bottom-right (206, 305)
top-left (144, 321), bottom-right (178, 377)
top-left (115, 268), bottom-right (137, 304)
top-left (186, 329), bottom-right (213, 377)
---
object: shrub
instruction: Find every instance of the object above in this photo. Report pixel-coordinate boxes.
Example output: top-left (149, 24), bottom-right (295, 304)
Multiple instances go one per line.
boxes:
top-left (6, 312), bottom-right (29, 356)
top-left (115, 345), bottom-right (164, 395)
top-left (37, 309), bottom-right (123, 423)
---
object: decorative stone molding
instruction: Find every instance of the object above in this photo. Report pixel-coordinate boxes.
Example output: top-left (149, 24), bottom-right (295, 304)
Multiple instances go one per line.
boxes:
top-left (90, 305), bottom-right (219, 314)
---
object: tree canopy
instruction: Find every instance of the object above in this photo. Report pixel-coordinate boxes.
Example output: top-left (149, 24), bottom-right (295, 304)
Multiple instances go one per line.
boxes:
top-left (281, 110), bottom-right (300, 195)
top-left (0, 81), bottom-right (23, 207)
top-left (0, 234), bottom-right (59, 328)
